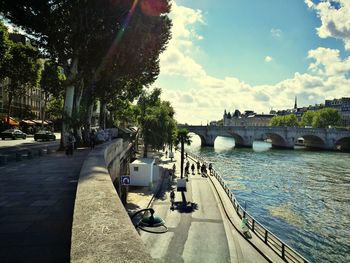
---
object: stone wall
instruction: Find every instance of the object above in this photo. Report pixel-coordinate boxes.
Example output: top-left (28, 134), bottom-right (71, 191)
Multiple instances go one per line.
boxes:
top-left (71, 139), bottom-right (152, 263)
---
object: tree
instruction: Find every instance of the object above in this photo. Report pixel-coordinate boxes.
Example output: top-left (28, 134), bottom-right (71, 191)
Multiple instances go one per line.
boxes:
top-left (40, 60), bottom-right (65, 126)
top-left (0, 0), bottom-right (172, 139)
top-left (176, 128), bottom-right (192, 179)
top-left (0, 41), bottom-right (41, 126)
top-left (0, 21), bottom-right (11, 68)
top-left (312, 108), bottom-right (341, 128)
top-left (300, 110), bottom-right (316, 127)
top-left (136, 89), bottom-right (177, 157)
top-left (269, 114), bottom-right (299, 127)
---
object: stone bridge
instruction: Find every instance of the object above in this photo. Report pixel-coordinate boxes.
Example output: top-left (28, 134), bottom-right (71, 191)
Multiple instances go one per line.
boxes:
top-left (179, 125), bottom-right (350, 151)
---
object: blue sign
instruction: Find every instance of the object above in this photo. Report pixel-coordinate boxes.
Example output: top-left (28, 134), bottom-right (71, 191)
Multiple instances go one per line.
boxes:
top-left (121, 175), bottom-right (130, 185)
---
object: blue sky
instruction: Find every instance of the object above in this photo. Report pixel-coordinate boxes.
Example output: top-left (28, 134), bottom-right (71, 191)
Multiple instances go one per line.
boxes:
top-left (155, 0), bottom-right (350, 124)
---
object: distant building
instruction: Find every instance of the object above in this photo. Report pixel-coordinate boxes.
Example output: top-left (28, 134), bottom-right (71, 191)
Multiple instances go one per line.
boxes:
top-left (223, 109), bottom-right (275, 126)
top-left (0, 33), bottom-right (44, 121)
top-left (325, 97), bottom-right (350, 126)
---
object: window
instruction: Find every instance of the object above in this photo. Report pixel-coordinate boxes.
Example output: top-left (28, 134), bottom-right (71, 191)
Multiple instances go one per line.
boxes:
top-left (133, 166), bottom-right (139, 172)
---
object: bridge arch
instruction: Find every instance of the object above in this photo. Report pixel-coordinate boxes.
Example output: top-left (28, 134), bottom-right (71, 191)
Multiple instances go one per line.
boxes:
top-left (226, 131), bottom-right (248, 147)
top-left (298, 134), bottom-right (326, 149)
top-left (335, 136), bottom-right (350, 151)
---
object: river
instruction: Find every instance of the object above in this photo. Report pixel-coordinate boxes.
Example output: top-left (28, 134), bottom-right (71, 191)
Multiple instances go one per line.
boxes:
top-left (186, 135), bottom-right (350, 263)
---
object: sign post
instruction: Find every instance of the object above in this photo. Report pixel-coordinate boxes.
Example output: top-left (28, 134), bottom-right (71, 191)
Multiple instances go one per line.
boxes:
top-left (121, 175), bottom-right (130, 185)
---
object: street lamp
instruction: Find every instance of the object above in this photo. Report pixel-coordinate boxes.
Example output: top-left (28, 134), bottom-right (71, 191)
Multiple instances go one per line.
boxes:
top-left (131, 208), bottom-right (168, 234)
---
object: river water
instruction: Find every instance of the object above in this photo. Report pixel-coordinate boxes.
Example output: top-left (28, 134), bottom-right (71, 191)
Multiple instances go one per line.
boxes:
top-left (186, 135), bottom-right (350, 263)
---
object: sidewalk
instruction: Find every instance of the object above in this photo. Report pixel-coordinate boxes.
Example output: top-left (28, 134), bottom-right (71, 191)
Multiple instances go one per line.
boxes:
top-left (0, 148), bottom-right (89, 263)
top-left (127, 149), bottom-right (280, 263)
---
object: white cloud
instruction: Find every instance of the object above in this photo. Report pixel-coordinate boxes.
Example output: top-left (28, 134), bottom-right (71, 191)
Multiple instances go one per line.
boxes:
top-left (271, 28), bottom-right (282, 38)
top-left (307, 47), bottom-right (350, 76)
top-left (305, 0), bottom-right (350, 50)
top-left (265, 56), bottom-right (273, 62)
top-left (157, 1), bottom-right (350, 125)
top-left (158, 1), bottom-right (205, 77)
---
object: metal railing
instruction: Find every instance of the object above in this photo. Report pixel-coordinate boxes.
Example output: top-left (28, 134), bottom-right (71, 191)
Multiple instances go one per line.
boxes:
top-left (186, 151), bottom-right (310, 263)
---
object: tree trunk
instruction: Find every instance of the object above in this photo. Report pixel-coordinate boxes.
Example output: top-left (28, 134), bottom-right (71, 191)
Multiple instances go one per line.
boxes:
top-left (180, 141), bottom-right (184, 178)
top-left (6, 92), bottom-right (13, 128)
top-left (60, 57), bottom-right (78, 150)
top-left (41, 93), bottom-right (48, 129)
top-left (74, 79), bottom-right (84, 145)
top-left (99, 100), bottom-right (106, 129)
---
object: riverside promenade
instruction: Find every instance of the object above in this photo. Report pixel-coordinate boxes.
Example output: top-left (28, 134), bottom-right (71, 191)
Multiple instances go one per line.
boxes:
top-left (128, 150), bottom-right (285, 263)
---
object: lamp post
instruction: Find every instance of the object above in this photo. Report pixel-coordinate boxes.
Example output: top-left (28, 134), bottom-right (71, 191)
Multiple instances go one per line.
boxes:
top-left (131, 208), bottom-right (168, 234)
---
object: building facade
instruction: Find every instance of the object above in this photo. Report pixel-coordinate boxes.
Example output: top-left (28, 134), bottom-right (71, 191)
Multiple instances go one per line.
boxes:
top-left (0, 33), bottom-right (44, 121)
top-left (325, 97), bottom-right (350, 126)
top-left (223, 109), bottom-right (275, 126)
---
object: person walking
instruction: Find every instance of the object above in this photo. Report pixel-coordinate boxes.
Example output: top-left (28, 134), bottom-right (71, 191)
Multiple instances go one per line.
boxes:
top-left (209, 163), bottom-right (213, 175)
top-left (170, 190), bottom-right (175, 210)
top-left (66, 132), bottom-right (75, 156)
top-left (196, 161), bottom-right (200, 174)
top-left (89, 130), bottom-right (96, 150)
top-left (191, 163), bottom-right (195, 175)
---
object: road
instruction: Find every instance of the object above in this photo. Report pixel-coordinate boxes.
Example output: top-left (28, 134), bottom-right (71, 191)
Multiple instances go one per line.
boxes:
top-left (0, 133), bottom-right (61, 151)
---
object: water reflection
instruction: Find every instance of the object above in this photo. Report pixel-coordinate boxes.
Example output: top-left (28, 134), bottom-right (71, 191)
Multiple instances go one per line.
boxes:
top-left (187, 135), bottom-right (350, 263)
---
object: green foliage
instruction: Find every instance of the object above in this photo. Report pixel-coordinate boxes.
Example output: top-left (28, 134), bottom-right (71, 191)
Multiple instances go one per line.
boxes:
top-left (270, 108), bottom-right (342, 128)
top-left (176, 128), bottom-right (192, 146)
top-left (40, 60), bottom-right (65, 98)
top-left (300, 110), bottom-right (316, 127)
top-left (0, 0), bottom-right (172, 131)
top-left (46, 95), bottom-right (64, 121)
top-left (0, 21), bottom-right (11, 68)
top-left (0, 41), bottom-right (41, 124)
top-left (312, 108), bottom-right (341, 128)
top-left (137, 89), bottom-right (177, 157)
top-left (176, 128), bottom-right (192, 178)
top-left (269, 114), bottom-right (299, 127)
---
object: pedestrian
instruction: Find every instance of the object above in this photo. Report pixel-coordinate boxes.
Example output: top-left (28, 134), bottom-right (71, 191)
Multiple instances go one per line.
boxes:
top-left (66, 132), bottom-right (75, 156)
top-left (185, 152), bottom-right (188, 159)
top-left (170, 190), bottom-right (175, 210)
top-left (191, 163), bottom-right (195, 175)
top-left (209, 163), bottom-right (213, 175)
top-left (89, 130), bottom-right (95, 149)
top-left (173, 163), bottom-right (176, 174)
top-left (165, 150), bottom-right (168, 158)
top-left (201, 163), bottom-right (207, 177)
top-left (197, 161), bottom-right (200, 174)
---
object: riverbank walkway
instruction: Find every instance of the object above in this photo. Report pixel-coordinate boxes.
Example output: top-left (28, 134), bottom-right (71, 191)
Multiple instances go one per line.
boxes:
top-left (0, 148), bottom-right (89, 263)
top-left (128, 150), bottom-right (284, 263)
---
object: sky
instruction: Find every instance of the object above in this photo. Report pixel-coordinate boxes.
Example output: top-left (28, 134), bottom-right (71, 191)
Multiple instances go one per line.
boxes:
top-left (154, 0), bottom-right (350, 125)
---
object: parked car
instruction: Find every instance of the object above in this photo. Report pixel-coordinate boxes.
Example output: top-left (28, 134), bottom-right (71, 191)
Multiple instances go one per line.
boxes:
top-left (1, 129), bottom-right (27, 140)
top-left (34, 130), bottom-right (56, 141)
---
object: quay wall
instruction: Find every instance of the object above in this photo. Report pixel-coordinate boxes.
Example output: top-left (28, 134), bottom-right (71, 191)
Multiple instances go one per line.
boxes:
top-left (70, 139), bottom-right (152, 263)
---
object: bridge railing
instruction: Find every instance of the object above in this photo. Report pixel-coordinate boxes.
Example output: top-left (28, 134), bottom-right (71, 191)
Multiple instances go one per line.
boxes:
top-left (186, 150), bottom-right (309, 263)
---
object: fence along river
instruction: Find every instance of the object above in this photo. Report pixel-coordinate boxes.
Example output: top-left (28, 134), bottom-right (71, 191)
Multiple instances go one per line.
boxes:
top-left (186, 135), bottom-right (350, 263)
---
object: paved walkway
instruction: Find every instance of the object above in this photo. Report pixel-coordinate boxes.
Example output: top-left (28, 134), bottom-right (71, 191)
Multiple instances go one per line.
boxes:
top-left (135, 150), bottom-right (280, 263)
top-left (0, 148), bottom-right (89, 263)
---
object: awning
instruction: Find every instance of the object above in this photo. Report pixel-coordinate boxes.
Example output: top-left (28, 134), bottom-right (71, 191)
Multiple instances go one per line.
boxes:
top-left (0, 115), bottom-right (19, 126)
